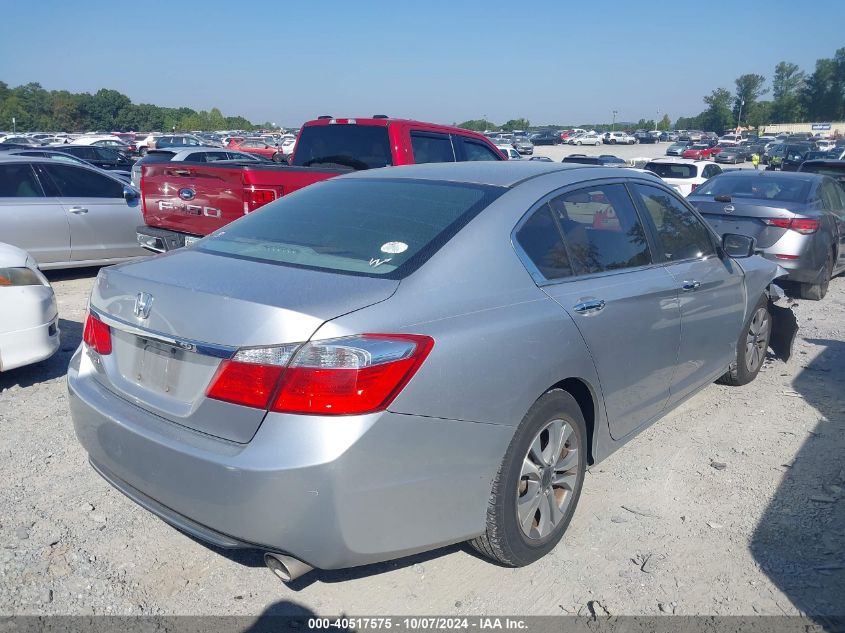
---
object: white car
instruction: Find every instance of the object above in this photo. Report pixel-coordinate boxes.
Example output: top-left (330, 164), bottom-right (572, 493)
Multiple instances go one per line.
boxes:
top-left (604, 132), bottom-right (637, 145)
top-left (642, 158), bottom-right (723, 196)
top-left (70, 135), bottom-right (132, 152)
top-left (496, 145), bottom-right (522, 159)
top-left (0, 242), bottom-right (60, 371)
top-left (568, 132), bottom-right (602, 146)
top-left (280, 134), bottom-right (297, 156)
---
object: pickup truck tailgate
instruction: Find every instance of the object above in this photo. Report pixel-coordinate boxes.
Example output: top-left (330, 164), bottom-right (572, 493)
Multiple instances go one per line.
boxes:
top-left (142, 163), bottom-right (248, 237)
top-left (141, 163), bottom-right (345, 237)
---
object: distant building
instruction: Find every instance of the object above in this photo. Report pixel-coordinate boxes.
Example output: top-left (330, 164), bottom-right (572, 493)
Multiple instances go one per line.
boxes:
top-left (763, 122), bottom-right (845, 137)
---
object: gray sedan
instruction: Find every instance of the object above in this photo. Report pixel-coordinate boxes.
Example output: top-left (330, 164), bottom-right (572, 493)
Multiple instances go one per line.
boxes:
top-left (68, 162), bottom-right (793, 582)
top-left (688, 170), bottom-right (845, 300)
top-left (0, 157), bottom-right (147, 269)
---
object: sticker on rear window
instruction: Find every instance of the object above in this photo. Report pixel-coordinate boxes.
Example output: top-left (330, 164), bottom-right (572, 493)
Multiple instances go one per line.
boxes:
top-left (381, 241), bottom-right (408, 254)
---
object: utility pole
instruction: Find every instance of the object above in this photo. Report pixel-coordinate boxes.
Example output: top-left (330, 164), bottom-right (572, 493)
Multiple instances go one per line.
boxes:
top-left (12, 117), bottom-right (15, 134)
top-left (737, 99), bottom-right (745, 132)
top-left (612, 110), bottom-right (618, 132)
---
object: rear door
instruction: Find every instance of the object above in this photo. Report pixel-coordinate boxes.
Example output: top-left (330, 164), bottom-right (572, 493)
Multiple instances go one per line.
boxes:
top-left (820, 178), bottom-right (845, 271)
top-left (38, 163), bottom-right (144, 261)
top-left (517, 181), bottom-right (681, 439)
top-left (0, 162), bottom-right (70, 265)
top-left (630, 183), bottom-right (745, 402)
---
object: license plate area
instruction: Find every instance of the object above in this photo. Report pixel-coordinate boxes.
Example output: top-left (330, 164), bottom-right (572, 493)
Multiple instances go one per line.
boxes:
top-left (136, 339), bottom-right (179, 394)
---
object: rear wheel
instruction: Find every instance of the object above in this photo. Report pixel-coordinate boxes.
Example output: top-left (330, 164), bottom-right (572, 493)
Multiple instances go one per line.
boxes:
top-left (470, 390), bottom-right (586, 567)
top-left (718, 296), bottom-right (771, 386)
top-left (576, 141), bottom-right (582, 146)
top-left (272, 153), bottom-right (283, 163)
top-left (139, 147), bottom-right (147, 157)
top-left (800, 251), bottom-right (834, 301)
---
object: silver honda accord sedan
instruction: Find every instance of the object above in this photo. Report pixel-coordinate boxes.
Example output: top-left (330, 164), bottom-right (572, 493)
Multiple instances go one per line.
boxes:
top-left (68, 162), bottom-right (794, 582)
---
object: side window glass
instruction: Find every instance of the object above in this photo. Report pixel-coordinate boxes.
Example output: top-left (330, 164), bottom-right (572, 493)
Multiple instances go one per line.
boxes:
top-left (186, 152), bottom-right (208, 162)
top-left (548, 184), bottom-right (652, 275)
top-left (631, 183), bottom-right (714, 261)
top-left (41, 164), bottom-right (123, 198)
top-left (462, 139), bottom-right (501, 161)
top-left (515, 206), bottom-right (571, 279)
top-left (94, 147), bottom-right (116, 161)
top-left (0, 163), bottom-right (45, 197)
top-left (410, 132), bottom-right (455, 163)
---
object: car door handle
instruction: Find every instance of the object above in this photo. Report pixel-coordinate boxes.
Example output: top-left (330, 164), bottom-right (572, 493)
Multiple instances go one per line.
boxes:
top-left (573, 299), bottom-right (606, 314)
top-left (68, 206), bottom-right (88, 214)
top-left (682, 280), bottom-right (701, 291)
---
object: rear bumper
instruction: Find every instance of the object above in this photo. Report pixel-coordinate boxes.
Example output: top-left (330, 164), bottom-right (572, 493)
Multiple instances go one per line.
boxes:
top-left (67, 348), bottom-right (510, 570)
top-left (136, 225), bottom-right (196, 253)
top-left (761, 234), bottom-right (828, 284)
top-left (0, 287), bottom-right (60, 372)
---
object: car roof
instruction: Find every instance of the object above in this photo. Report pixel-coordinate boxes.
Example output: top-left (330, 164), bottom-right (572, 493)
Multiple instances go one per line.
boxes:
top-left (337, 161), bottom-right (653, 188)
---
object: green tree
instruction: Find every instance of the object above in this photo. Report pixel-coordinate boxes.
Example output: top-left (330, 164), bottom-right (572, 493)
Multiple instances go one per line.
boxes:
top-left (457, 119), bottom-right (497, 132)
top-left (701, 88), bottom-right (734, 132)
top-left (733, 74), bottom-right (768, 127)
top-left (502, 118), bottom-right (530, 131)
top-left (803, 57), bottom-right (840, 120)
top-left (771, 61), bottom-right (805, 122)
top-left (657, 114), bottom-right (671, 131)
top-left (745, 101), bottom-right (773, 129)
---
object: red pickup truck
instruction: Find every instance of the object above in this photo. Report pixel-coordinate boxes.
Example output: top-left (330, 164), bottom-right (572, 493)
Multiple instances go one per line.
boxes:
top-left (137, 116), bottom-right (506, 252)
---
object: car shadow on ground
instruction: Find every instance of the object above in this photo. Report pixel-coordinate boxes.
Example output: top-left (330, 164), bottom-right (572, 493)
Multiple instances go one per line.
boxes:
top-left (750, 338), bottom-right (845, 622)
top-left (0, 317), bottom-right (81, 391)
top-left (43, 265), bottom-right (102, 283)
top-left (183, 530), bottom-right (477, 591)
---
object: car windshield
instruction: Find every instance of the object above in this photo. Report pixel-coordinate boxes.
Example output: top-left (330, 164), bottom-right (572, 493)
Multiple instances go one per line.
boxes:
top-left (198, 179), bottom-right (504, 278)
top-left (695, 175), bottom-right (811, 202)
top-left (644, 162), bottom-right (696, 179)
top-left (292, 124), bottom-right (392, 170)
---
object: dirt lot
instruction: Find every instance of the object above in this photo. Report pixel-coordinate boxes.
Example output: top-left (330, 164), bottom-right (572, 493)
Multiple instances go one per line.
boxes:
top-left (1, 153), bottom-right (843, 618)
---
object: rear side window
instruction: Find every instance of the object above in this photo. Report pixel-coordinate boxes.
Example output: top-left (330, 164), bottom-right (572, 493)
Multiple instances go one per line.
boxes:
top-left (462, 139), bottom-right (501, 161)
top-left (410, 132), bottom-right (455, 164)
top-left (292, 124), bottom-right (392, 170)
top-left (0, 163), bottom-right (44, 197)
top-left (631, 183), bottom-right (714, 261)
top-left (198, 179), bottom-right (504, 278)
top-left (548, 184), bottom-right (652, 275)
top-left (40, 164), bottom-right (123, 198)
top-left (515, 207), bottom-right (571, 279)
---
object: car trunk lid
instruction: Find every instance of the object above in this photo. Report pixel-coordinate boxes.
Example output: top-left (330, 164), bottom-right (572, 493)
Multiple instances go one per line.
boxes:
top-left (86, 249), bottom-right (398, 442)
top-left (690, 198), bottom-right (805, 248)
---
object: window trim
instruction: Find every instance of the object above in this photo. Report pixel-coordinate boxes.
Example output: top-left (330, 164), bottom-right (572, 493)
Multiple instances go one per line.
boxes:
top-left (511, 177), bottom-right (662, 287)
top-left (36, 161), bottom-right (125, 199)
top-left (626, 181), bottom-right (721, 265)
top-left (0, 162), bottom-right (48, 198)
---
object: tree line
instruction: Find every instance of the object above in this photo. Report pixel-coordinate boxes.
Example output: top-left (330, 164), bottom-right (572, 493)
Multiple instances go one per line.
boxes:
top-left (0, 82), bottom-right (261, 133)
top-left (675, 47), bottom-right (845, 132)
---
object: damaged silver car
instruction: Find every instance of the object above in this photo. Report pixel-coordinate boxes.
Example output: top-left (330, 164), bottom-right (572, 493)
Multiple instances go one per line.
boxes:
top-left (67, 162), bottom-right (796, 582)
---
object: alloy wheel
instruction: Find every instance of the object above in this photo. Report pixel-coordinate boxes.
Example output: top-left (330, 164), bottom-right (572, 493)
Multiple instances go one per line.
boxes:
top-left (516, 419), bottom-right (580, 540)
top-left (744, 307), bottom-right (770, 373)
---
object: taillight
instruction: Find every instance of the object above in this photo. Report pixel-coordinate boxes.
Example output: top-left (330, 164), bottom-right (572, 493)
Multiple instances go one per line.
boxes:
top-left (206, 345), bottom-right (298, 409)
top-left (762, 218), bottom-right (819, 234)
top-left (205, 334), bottom-right (434, 415)
top-left (83, 312), bottom-right (112, 355)
top-left (243, 187), bottom-right (278, 214)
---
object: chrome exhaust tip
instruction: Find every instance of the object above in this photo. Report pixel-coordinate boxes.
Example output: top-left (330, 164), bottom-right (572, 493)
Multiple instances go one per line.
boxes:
top-left (264, 552), bottom-right (313, 583)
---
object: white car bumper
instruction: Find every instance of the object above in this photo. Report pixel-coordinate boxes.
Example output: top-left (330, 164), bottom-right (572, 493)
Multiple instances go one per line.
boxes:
top-left (0, 286), bottom-right (60, 371)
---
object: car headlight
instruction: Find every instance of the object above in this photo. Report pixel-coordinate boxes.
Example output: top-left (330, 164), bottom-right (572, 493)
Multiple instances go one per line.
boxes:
top-left (0, 267), bottom-right (45, 287)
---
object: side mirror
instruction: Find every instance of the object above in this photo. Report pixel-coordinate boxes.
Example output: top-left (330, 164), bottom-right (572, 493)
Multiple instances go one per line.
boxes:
top-left (123, 185), bottom-right (140, 201)
top-left (722, 233), bottom-right (756, 258)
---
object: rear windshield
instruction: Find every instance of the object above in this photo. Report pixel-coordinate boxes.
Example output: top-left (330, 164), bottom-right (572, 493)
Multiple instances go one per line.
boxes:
top-left (198, 178), bottom-right (504, 278)
top-left (291, 124), bottom-right (392, 170)
top-left (695, 175), bottom-right (810, 203)
top-left (136, 151), bottom-right (176, 165)
top-left (562, 156), bottom-right (599, 164)
top-left (645, 162), bottom-right (696, 179)
top-left (800, 162), bottom-right (845, 182)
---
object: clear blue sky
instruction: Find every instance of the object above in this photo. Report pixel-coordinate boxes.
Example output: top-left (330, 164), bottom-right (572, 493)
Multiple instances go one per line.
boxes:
top-left (1, 0), bottom-right (843, 127)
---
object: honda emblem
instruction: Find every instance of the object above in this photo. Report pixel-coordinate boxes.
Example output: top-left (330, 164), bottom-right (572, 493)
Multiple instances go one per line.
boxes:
top-left (134, 292), bottom-right (154, 319)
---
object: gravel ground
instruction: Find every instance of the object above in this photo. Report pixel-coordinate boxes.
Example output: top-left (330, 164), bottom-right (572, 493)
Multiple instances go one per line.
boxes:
top-left (1, 147), bottom-right (842, 618)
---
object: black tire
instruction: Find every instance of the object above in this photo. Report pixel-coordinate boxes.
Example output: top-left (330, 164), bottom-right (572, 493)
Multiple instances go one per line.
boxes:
top-left (470, 390), bottom-right (587, 567)
top-left (800, 251), bottom-right (833, 301)
top-left (718, 296), bottom-right (771, 386)
top-left (272, 153), bottom-right (283, 163)
top-left (139, 147), bottom-right (147, 157)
